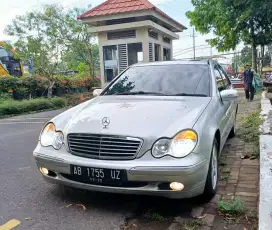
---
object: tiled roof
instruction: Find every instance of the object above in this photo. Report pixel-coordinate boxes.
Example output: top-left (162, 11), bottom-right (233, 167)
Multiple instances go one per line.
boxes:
top-left (77, 0), bottom-right (186, 30)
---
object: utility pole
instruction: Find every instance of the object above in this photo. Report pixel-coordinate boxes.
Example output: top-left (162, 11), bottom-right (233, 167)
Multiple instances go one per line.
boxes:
top-left (191, 28), bottom-right (196, 59)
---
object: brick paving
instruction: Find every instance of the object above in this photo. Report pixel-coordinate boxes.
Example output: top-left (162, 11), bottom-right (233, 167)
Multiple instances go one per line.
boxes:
top-left (122, 93), bottom-right (260, 230)
top-left (195, 95), bottom-right (260, 230)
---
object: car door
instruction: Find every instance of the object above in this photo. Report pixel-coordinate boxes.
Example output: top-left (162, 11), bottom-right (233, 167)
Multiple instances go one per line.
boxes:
top-left (213, 65), bottom-right (231, 144)
top-left (218, 65), bottom-right (237, 134)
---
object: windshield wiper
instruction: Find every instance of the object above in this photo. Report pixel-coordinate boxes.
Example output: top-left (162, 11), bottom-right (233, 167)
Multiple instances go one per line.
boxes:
top-left (115, 91), bottom-right (167, 96)
top-left (170, 93), bottom-right (208, 97)
top-left (114, 92), bottom-right (208, 97)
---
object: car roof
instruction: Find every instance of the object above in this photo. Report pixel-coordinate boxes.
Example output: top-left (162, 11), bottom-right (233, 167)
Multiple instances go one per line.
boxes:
top-left (132, 59), bottom-right (215, 67)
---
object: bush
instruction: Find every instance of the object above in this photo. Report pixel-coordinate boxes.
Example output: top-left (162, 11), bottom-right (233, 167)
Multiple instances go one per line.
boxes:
top-left (0, 75), bottom-right (93, 98)
top-left (0, 76), bottom-right (19, 92)
top-left (0, 98), bottom-right (67, 116)
top-left (64, 92), bottom-right (93, 106)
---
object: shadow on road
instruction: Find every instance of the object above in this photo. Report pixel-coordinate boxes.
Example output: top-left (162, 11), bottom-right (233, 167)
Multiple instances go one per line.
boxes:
top-left (49, 185), bottom-right (211, 229)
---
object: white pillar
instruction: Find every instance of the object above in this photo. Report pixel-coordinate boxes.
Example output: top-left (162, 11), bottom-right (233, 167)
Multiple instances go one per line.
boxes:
top-left (138, 28), bottom-right (149, 63)
top-left (98, 32), bottom-right (105, 87)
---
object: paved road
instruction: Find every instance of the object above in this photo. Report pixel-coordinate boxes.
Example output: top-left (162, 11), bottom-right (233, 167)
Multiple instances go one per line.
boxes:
top-left (0, 109), bottom-right (198, 230)
top-left (0, 110), bottom-right (129, 230)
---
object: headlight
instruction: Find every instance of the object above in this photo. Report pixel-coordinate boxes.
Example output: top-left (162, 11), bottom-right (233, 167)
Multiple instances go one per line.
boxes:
top-left (152, 130), bottom-right (198, 158)
top-left (40, 123), bottom-right (64, 150)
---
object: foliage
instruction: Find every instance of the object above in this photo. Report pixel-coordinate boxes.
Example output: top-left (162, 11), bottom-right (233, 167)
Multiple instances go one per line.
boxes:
top-left (183, 220), bottom-right (203, 230)
top-left (64, 92), bottom-right (93, 106)
top-left (0, 75), bottom-right (92, 93)
top-left (262, 52), bottom-right (271, 67)
top-left (186, 0), bottom-right (272, 71)
top-left (5, 4), bottom-right (99, 97)
top-left (0, 76), bottom-right (19, 92)
top-left (0, 98), bottom-right (67, 116)
top-left (218, 199), bottom-right (245, 216)
top-left (232, 46), bottom-right (252, 71)
top-left (143, 209), bottom-right (167, 221)
top-left (237, 109), bottom-right (262, 144)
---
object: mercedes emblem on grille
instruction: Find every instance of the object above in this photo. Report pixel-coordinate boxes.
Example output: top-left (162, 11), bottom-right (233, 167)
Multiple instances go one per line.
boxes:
top-left (102, 117), bottom-right (110, 129)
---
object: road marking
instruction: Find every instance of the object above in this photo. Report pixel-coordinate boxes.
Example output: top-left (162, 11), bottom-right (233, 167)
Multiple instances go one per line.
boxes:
top-left (0, 219), bottom-right (20, 230)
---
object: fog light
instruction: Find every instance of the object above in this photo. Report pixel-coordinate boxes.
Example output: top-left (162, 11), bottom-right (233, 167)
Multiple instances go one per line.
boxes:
top-left (170, 182), bottom-right (184, 191)
top-left (40, 167), bottom-right (49, 175)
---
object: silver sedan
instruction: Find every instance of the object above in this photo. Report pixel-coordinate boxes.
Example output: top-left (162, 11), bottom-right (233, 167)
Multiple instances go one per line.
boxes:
top-left (33, 60), bottom-right (238, 199)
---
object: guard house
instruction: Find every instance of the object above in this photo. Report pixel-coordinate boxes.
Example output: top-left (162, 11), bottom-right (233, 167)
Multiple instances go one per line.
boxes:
top-left (78, 0), bottom-right (186, 86)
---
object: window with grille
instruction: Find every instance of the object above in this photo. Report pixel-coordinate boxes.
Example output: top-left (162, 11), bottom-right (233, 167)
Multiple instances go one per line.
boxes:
top-left (148, 31), bottom-right (158, 39)
top-left (107, 30), bottom-right (136, 40)
top-left (149, 43), bottom-right (153, 62)
top-left (163, 37), bottom-right (171, 44)
top-left (118, 44), bottom-right (128, 73)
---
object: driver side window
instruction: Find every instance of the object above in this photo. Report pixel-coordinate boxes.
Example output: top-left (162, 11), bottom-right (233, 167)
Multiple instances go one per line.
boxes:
top-left (218, 65), bottom-right (231, 89)
top-left (214, 66), bottom-right (226, 92)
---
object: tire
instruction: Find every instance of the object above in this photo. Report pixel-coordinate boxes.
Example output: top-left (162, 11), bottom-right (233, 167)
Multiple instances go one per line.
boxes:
top-left (203, 139), bottom-right (219, 198)
top-left (228, 123), bottom-right (236, 138)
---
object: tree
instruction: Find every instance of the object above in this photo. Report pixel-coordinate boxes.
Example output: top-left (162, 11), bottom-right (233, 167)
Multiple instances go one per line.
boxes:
top-left (43, 6), bottom-right (100, 77)
top-left (186, 0), bottom-right (272, 72)
top-left (231, 46), bottom-right (252, 71)
top-left (5, 4), bottom-right (99, 97)
top-left (262, 52), bottom-right (271, 67)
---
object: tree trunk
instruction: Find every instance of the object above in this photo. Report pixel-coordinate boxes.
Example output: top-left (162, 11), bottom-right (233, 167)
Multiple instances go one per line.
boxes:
top-left (47, 81), bottom-right (55, 98)
top-left (252, 43), bottom-right (257, 72)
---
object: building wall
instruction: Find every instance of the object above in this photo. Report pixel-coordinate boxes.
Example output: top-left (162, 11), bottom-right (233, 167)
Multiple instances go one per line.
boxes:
top-left (97, 27), bottom-right (173, 86)
top-left (148, 33), bottom-right (172, 61)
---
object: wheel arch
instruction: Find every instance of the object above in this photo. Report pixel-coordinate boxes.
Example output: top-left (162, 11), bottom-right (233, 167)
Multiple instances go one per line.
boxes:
top-left (214, 129), bottom-right (221, 155)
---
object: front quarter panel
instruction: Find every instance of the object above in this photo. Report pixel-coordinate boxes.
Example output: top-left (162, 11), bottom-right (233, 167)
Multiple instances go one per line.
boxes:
top-left (193, 98), bottom-right (223, 158)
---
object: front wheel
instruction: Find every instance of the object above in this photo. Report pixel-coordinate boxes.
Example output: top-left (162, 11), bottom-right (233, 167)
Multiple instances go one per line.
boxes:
top-left (203, 139), bottom-right (219, 198)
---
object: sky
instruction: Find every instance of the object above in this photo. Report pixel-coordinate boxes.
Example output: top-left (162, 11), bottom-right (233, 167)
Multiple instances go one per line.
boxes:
top-left (0, 0), bottom-right (238, 63)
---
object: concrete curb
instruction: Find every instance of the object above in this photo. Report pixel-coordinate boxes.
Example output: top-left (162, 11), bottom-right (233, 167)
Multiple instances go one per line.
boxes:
top-left (259, 91), bottom-right (272, 230)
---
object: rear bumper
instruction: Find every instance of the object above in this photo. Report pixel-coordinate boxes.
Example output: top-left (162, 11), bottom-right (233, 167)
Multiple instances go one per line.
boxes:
top-left (33, 151), bottom-right (209, 199)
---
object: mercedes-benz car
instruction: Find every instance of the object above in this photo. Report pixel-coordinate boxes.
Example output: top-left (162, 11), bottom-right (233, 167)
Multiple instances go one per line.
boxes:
top-left (33, 60), bottom-right (238, 199)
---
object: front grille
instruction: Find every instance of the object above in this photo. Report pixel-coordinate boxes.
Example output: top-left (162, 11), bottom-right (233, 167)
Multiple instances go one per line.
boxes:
top-left (67, 133), bottom-right (143, 160)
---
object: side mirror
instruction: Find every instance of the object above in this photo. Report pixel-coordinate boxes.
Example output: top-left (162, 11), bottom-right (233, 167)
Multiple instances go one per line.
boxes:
top-left (93, 88), bottom-right (102, 97)
top-left (220, 89), bottom-right (238, 101)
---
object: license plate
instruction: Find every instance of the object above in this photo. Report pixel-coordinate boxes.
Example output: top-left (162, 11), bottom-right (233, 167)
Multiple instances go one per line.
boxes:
top-left (71, 165), bottom-right (126, 185)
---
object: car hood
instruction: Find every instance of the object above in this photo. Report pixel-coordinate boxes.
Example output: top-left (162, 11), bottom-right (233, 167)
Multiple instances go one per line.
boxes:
top-left (55, 96), bottom-right (211, 138)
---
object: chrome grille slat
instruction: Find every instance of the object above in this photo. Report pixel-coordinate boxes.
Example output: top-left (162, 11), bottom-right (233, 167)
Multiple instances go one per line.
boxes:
top-left (68, 133), bottom-right (142, 160)
top-left (70, 147), bottom-right (99, 155)
top-left (70, 144), bottom-right (136, 153)
top-left (69, 139), bottom-right (139, 147)
top-left (69, 134), bottom-right (139, 141)
top-left (70, 144), bottom-right (100, 151)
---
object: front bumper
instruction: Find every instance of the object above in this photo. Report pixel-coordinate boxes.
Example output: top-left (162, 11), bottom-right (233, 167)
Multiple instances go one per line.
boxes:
top-left (33, 148), bottom-right (209, 199)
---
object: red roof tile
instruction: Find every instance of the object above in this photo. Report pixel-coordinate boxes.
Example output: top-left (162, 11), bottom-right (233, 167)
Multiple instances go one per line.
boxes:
top-left (78, 0), bottom-right (186, 30)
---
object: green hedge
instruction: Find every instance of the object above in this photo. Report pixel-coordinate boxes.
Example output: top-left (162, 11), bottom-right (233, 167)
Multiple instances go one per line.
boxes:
top-left (0, 75), bottom-right (93, 95)
top-left (0, 98), bottom-right (67, 116)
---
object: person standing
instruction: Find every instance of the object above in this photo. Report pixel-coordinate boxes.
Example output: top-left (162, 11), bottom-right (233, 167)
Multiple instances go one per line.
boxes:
top-left (243, 64), bottom-right (254, 101)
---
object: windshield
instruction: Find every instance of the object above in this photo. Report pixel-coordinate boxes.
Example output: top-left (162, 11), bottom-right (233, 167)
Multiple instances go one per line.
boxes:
top-left (103, 64), bottom-right (211, 96)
